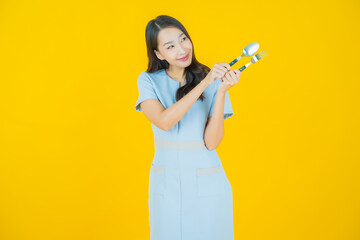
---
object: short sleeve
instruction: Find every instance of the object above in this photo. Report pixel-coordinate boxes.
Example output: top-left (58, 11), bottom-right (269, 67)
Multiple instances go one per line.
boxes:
top-left (134, 71), bottom-right (159, 112)
top-left (208, 80), bottom-right (234, 120)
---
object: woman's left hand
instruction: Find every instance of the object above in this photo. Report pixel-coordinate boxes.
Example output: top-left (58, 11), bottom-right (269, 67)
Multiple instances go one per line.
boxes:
top-left (218, 69), bottom-right (241, 93)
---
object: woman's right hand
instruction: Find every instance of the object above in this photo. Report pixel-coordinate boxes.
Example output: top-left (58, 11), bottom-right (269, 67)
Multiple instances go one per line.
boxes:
top-left (203, 62), bottom-right (231, 86)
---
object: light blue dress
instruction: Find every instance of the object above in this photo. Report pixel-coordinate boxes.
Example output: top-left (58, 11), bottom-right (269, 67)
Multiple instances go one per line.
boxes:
top-left (135, 69), bottom-right (234, 240)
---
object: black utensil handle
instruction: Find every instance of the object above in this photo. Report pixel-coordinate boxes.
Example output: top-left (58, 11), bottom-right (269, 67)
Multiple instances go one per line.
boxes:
top-left (229, 58), bottom-right (239, 67)
top-left (239, 65), bottom-right (247, 72)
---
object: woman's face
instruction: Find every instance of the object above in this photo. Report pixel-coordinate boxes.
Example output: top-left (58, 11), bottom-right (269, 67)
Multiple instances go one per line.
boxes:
top-left (154, 27), bottom-right (193, 69)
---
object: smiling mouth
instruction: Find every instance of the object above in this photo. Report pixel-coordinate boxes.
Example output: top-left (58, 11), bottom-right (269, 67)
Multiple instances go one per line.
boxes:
top-left (178, 54), bottom-right (189, 61)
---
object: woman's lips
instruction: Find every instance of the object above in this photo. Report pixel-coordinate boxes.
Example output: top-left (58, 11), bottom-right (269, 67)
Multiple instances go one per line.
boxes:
top-left (178, 54), bottom-right (189, 61)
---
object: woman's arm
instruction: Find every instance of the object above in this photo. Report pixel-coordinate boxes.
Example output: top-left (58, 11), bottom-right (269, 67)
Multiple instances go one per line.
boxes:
top-left (203, 68), bottom-right (241, 150)
top-left (203, 89), bottom-right (226, 150)
top-left (140, 79), bottom-right (211, 131)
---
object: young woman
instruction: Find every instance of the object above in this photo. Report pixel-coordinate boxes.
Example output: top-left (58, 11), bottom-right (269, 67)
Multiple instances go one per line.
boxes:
top-left (135, 15), bottom-right (241, 240)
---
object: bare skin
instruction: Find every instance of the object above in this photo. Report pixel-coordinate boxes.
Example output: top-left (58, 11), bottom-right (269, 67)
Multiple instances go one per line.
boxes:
top-left (141, 27), bottom-right (241, 150)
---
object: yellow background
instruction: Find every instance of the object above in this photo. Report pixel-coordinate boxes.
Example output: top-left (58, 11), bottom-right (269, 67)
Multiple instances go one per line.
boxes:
top-left (0, 0), bottom-right (359, 239)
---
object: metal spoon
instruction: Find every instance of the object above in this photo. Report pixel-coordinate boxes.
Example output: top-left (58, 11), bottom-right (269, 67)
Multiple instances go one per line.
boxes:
top-left (229, 42), bottom-right (260, 67)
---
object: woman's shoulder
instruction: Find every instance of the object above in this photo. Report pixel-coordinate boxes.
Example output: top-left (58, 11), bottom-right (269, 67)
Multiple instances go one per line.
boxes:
top-left (137, 70), bottom-right (167, 91)
top-left (137, 69), bottom-right (165, 83)
top-left (139, 69), bottom-right (164, 77)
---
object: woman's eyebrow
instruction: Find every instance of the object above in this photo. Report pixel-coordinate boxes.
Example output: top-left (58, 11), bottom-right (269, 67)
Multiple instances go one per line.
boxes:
top-left (163, 33), bottom-right (184, 46)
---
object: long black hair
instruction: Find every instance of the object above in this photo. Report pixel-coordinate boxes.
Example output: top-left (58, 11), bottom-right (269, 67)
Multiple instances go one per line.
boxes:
top-left (145, 15), bottom-right (210, 102)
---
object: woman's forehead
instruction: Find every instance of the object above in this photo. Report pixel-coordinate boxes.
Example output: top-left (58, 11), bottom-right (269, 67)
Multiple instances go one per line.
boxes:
top-left (158, 27), bottom-right (184, 45)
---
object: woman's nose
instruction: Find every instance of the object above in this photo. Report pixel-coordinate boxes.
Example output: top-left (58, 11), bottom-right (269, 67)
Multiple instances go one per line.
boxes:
top-left (178, 45), bottom-right (186, 54)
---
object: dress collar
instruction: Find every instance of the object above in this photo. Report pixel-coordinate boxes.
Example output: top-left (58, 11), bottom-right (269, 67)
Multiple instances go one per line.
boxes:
top-left (163, 69), bottom-right (186, 87)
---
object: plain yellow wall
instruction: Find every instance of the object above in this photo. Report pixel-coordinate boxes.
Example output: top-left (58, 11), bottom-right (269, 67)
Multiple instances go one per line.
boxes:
top-left (0, 0), bottom-right (359, 239)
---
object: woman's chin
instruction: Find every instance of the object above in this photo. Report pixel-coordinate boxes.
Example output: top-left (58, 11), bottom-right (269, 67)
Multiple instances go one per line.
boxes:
top-left (180, 60), bottom-right (192, 67)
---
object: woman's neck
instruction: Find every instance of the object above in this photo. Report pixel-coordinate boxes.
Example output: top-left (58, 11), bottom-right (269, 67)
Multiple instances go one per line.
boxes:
top-left (166, 66), bottom-right (186, 82)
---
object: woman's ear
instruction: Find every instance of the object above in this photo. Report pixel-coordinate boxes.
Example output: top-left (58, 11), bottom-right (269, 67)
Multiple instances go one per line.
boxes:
top-left (154, 50), bottom-right (164, 60)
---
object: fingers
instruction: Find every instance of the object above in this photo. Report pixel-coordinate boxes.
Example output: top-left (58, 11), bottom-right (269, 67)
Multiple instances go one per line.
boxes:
top-left (213, 63), bottom-right (231, 78)
top-left (211, 62), bottom-right (238, 82)
top-left (220, 68), bottom-right (242, 92)
top-left (218, 62), bottom-right (231, 71)
top-left (228, 71), bottom-right (236, 81)
top-left (213, 64), bottom-right (227, 76)
top-left (213, 68), bottom-right (225, 80)
top-left (225, 71), bottom-right (236, 82)
top-left (222, 69), bottom-right (241, 84)
top-left (221, 75), bottom-right (233, 87)
top-left (213, 63), bottom-right (230, 73)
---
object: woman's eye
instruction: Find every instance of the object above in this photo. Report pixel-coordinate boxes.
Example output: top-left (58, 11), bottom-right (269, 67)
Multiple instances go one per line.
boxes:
top-left (167, 37), bottom-right (186, 49)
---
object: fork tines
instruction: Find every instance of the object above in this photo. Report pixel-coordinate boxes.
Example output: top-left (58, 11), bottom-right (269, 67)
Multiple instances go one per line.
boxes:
top-left (255, 50), bottom-right (268, 61)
